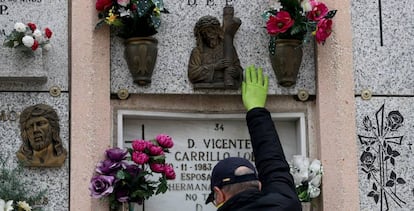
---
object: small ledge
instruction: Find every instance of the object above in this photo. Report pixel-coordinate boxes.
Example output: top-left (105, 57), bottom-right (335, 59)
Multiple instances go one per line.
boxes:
top-left (0, 76), bottom-right (48, 83)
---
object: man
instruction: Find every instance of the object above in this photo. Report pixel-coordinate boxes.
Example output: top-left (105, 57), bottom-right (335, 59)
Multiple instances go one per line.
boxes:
top-left (16, 104), bottom-right (67, 167)
top-left (188, 15), bottom-right (243, 89)
top-left (205, 65), bottom-right (301, 210)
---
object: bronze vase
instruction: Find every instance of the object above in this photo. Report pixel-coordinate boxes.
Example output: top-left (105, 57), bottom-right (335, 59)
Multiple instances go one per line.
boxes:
top-left (124, 37), bottom-right (158, 86)
top-left (269, 39), bottom-right (303, 87)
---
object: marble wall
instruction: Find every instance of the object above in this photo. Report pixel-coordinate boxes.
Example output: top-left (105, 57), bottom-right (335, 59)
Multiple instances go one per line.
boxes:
top-left (0, 93), bottom-right (69, 211)
top-left (0, 0), bottom-right (69, 210)
top-left (352, 0), bottom-right (414, 209)
top-left (110, 0), bottom-right (316, 95)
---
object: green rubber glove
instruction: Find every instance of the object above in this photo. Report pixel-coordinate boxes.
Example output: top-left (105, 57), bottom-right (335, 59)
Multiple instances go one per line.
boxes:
top-left (242, 65), bottom-right (269, 111)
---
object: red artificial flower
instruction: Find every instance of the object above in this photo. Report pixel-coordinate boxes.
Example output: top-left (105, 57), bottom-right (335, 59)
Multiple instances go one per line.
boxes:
top-left (315, 18), bottom-right (333, 44)
top-left (31, 40), bottom-right (39, 50)
top-left (307, 1), bottom-right (329, 21)
top-left (266, 11), bottom-right (294, 35)
top-left (27, 22), bottom-right (36, 32)
top-left (131, 3), bottom-right (137, 11)
top-left (95, 0), bottom-right (113, 11)
top-left (44, 27), bottom-right (53, 38)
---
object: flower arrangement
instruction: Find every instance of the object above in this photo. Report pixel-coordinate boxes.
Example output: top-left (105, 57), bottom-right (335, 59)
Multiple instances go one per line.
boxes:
top-left (289, 155), bottom-right (323, 202)
top-left (262, 0), bottom-right (337, 45)
top-left (3, 22), bottom-right (53, 51)
top-left (95, 0), bottom-right (169, 39)
top-left (0, 155), bottom-right (46, 211)
top-left (89, 134), bottom-right (176, 210)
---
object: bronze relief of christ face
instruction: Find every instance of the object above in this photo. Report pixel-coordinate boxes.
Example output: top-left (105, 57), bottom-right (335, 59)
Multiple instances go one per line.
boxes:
top-left (25, 116), bottom-right (52, 151)
top-left (17, 104), bottom-right (67, 167)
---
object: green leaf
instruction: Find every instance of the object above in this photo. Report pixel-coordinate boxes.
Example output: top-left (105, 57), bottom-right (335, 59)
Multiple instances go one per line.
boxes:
top-left (116, 170), bottom-right (127, 180)
top-left (156, 178), bottom-right (168, 194)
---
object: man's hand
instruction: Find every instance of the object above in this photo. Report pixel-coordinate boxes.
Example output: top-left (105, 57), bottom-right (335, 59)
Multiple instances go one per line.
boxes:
top-left (242, 65), bottom-right (269, 111)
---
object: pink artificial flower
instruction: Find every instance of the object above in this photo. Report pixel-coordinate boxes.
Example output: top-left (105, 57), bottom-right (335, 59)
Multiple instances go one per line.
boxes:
top-left (117, 0), bottom-right (130, 7)
top-left (132, 151), bottom-right (149, 165)
top-left (307, 0), bottom-right (329, 21)
top-left (150, 163), bottom-right (165, 173)
top-left (27, 22), bottom-right (36, 32)
top-left (164, 164), bottom-right (176, 180)
top-left (44, 28), bottom-right (53, 39)
top-left (315, 18), bottom-right (333, 44)
top-left (31, 40), bottom-right (39, 50)
top-left (156, 134), bottom-right (174, 148)
top-left (149, 144), bottom-right (164, 156)
top-left (95, 0), bottom-right (113, 11)
top-left (266, 11), bottom-right (294, 35)
top-left (132, 140), bottom-right (148, 152)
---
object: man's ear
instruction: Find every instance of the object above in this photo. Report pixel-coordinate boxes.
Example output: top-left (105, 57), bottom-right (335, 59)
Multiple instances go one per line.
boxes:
top-left (213, 186), bottom-right (226, 205)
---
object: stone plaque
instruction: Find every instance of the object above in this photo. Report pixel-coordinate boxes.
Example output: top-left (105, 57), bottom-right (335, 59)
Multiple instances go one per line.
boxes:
top-left (352, 0), bottom-right (414, 95)
top-left (0, 0), bottom-right (68, 91)
top-left (0, 92), bottom-right (69, 210)
top-left (356, 97), bottom-right (414, 210)
top-left (118, 110), bottom-right (306, 211)
top-left (110, 0), bottom-right (315, 95)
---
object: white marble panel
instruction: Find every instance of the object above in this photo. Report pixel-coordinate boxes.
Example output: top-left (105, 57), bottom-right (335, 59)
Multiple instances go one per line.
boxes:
top-left (352, 0), bottom-right (414, 95)
top-left (0, 0), bottom-right (68, 91)
top-left (356, 97), bottom-right (414, 210)
top-left (0, 92), bottom-right (69, 211)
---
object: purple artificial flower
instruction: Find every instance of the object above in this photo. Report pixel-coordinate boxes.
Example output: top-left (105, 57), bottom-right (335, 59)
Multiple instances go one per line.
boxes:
top-left (89, 175), bottom-right (115, 198)
top-left (96, 159), bottom-right (122, 175)
top-left (125, 163), bottom-right (141, 177)
top-left (115, 186), bottom-right (130, 203)
top-left (156, 134), bottom-right (174, 148)
top-left (106, 147), bottom-right (128, 162)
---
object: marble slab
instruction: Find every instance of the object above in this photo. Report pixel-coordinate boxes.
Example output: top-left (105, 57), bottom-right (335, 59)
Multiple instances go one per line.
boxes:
top-left (356, 97), bottom-right (414, 211)
top-left (352, 0), bottom-right (414, 95)
top-left (0, 0), bottom-right (68, 91)
top-left (0, 92), bottom-right (69, 211)
top-left (110, 0), bottom-right (316, 95)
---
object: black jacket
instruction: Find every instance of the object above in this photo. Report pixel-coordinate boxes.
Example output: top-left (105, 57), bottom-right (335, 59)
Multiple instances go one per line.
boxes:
top-left (218, 108), bottom-right (302, 211)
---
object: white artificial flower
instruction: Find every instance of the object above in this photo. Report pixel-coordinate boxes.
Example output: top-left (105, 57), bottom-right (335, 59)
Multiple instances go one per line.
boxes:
top-left (308, 183), bottom-right (321, 198)
top-left (117, 0), bottom-right (130, 7)
top-left (269, 0), bottom-right (282, 10)
top-left (119, 8), bottom-right (131, 17)
top-left (300, 0), bottom-right (312, 12)
top-left (290, 155), bottom-right (309, 186)
top-left (22, 35), bottom-right (35, 47)
top-left (0, 199), bottom-right (14, 211)
top-left (308, 159), bottom-right (322, 179)
top-left (17, 201), bottom-right (32, 211)
top-left (33, 29), bottom-right (43, 41)
top-left (14, 22), bottom-right (26, 32)
top-left (309, 173), bottom-right (322, 187)
top-left (43, 43), bottom-right (52, 51)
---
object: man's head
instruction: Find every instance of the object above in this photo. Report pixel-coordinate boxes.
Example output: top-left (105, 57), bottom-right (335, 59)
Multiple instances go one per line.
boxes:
top-left (194, 15), bottom-right (223, 48)
top-left (25, 116), bottom-right (52, 151)
top-left (19, 104), bottom-right (65, 157)
top-left (206, 157), bottom-right (260, 207)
